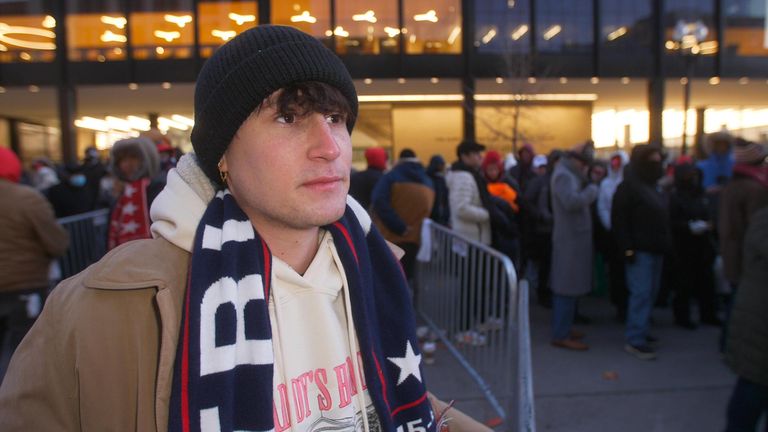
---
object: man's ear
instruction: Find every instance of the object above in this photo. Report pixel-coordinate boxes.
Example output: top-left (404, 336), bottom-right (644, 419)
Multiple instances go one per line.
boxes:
top-left (218, 155), bottom-right (229, 172)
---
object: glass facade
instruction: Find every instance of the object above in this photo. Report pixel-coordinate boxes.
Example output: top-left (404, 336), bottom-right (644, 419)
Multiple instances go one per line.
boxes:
top-left (270, 1), bottom-right (330, 43)
top-left (723, 0), bottom-right (768, 75)
top-left (67, 1), bottom-right (127, 62)
top-left (536, 0), bottom-right (592, 55)
top-left (663, 0), bottom-right (717, 75)
top-left (199, 1), bottom-right (259, 58)
top-left (130, 0), bottom-right (195, 60)
top-left (335, 0), bottom-right (399, 55)
top-left (600, 0), bottom-right (652, 76)
top-left (0, 1), bottom-right (57, 63)
top-left (404, 0), bottom-right (462, 54)
top-left (476, 0), bottom-right (531, 54)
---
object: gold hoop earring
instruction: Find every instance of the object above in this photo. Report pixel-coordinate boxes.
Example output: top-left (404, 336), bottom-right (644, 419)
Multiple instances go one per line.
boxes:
top-left (217, 161), bottom-right (228, 184)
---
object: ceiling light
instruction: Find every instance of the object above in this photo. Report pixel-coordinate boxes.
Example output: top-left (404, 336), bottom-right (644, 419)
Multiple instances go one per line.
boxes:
top-left (527, 77), bottom-right (537, 84)
top-left (162, 82), bottom-right (172, 89)
top-left (127, 116), bottom-right (151, 131)
top-left (155, 46), bottom-right (165, 55)
top-left (481, 28), bottom-right (497, 44)
top-left (164, 14), bottom-right (192, 28)
top-left (709, 76), bottom-right (720, 85)
top-left (158, 116), bottom-right (189, 131)
top-left (680, 77), bottom-right (688, 85)
top-left (19, 52), bottom-right (31, 61)
top-left (171, 114), bottom-right (194, 127)
top-left (414, 10), bottom-right (438, 23)
top-left (42, 15), bottom-right (56, 29)
top-left (154, 30), bottom-right (181, 42)
top-left (74, 117), bottom-right (109, 132)
top-left (229, 12), bottom-right (256, 25)
top-left (665, 40), bottom-right (678, 50)
top-left (212, 29), bottom-right (236, 41)
top-left (738, 77), bottom-right (749, 85)
top-left (28, 85), bottom-right (39, 93)
top-left (496, 77), bottom-right (504, 84)
top-left (511, 25), bottom-right (528, 40)
top-left (0, 44), bottom-right (7, 52)
top-left (352, 10), bottom-right (377, 23)
top-left (590, 77), bottom-right (600, 84)
top-left (290, 11), bottom-right (317, 24)
top-left (543, 25), bottom-right (562, 41)
top-left (0, 86), bottom-right (5, 93)
top-left (475, 93), bottom-right (598, 102)
top-left (621, 77), bottom-right (631, 84)
top-left (447, 26), bottom-right (461, 44)
top-left (100, 30), bottom-right (127, 43)
top-left (607, 26), bottom-right (627, 41)
top-left (430, 77), bottom-right (440, 84)
top-left (358, 94), bottom-right (464, 103)
top-left (128, 83), bottom-right (139, 90)
top-left (105, 116), bottom-right (133, 132)
top-left (333, 26), bottom-right (349, 37)
top-left (384, 26), bottom-right (400, 38)
top-left (97, 55), bottom-right (106, 62)
top-left (363, 78), bottom-right (373, 85)
top-left (0, 24), bottom-right (56, 50)
top-left (397, 78), bottom-right (406, 84)
top-left (100, 16), bottom-right (127, 29)
top-left (559, 77), bottom-right (568, 84)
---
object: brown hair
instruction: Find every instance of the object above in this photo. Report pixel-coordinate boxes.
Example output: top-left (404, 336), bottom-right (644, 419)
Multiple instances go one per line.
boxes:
top-left (259, 81), bottom-right (356, 124)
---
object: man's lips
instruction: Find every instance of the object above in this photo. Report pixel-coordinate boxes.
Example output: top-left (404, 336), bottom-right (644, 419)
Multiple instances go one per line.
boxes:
top-left (301, 176), bottom-right (344, 187)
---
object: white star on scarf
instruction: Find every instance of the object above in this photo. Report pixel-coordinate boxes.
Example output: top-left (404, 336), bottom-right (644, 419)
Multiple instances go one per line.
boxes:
top-left (122, 202), bottom-right (137, 216)
top-left (124, 184), bottom-right (136, 198)
top-left (387, 341), bottom-right (422, 385)
top-left (121, 220), bottom-right (140, 234)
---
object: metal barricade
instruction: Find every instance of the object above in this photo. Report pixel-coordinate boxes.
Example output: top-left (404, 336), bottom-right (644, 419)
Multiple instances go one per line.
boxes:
top-left (416, 219), bottom-right (535, 432)
top-left (56, 209), bottom-right (111, 281)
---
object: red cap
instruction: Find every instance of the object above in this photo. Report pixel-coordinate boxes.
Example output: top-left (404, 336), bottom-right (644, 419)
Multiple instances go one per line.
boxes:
top-left (0, 147), bottom-right (22, 183)
top-left (364, 147), bottom-right (387, 170)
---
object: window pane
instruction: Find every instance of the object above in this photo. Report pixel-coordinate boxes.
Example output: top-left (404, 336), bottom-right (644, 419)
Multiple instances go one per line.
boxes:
top-left (476, 0), bottom-right (531, 54)
top-left (601, 0), bottom-right (652, 75)
top-left (271, 0), bottom-right (330, 49)
top-left (198, 1), bottom-right (258, 58)
top-left (664, 0), bottom-right (717, 56)
top-left (335, 0), bottom-right (399, 55)
top-left (404, 0), bottom-right (462, 54)
top-left (536, 0), bottom-right (593, 55)
top-left (724, 0), bottom-right (768, 57)
top-left (0, 1), bottom-right (57, 63)
top-left (130, 1), bottom-right (194, 60)
top-left (67, 1), bottom-right (126, 62)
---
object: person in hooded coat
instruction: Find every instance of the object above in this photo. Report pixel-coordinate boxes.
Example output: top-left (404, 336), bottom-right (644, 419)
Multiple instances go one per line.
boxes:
top-left (611, 144), bottom-right (672, 360)
top-left (107, 137), bottom-right (164, 250)
top-left (426, 154), bottom-right (450, 226)
top-left (349, 146), bottom-right (387, 211)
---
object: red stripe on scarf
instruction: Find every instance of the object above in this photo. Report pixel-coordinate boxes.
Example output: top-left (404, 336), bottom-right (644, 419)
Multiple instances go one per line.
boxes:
top-left (333, 222), bottom-right (358, 263)
top-left (371, 350), bottom-right (392, 414)
top-left (391, 392), bottom-right (429, 417)
top-left (261, 240), bottom-right (271, 299)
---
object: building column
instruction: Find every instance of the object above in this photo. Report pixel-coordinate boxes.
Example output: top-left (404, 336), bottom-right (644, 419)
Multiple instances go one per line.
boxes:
top-left (461, 0), bottom-right (476, 143)
top-left (648, 0), bottom-right (665, 147)
top-left (694, 106), bottom-right (707, 159)
top-left (55, 0), bottom-right (77, 163)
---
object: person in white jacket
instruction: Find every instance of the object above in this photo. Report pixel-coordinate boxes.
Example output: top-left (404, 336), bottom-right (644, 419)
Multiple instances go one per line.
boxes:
top-left (446, 141), bottom-right (491, 245)
top-left (597, 150), bottom-right (630, 321)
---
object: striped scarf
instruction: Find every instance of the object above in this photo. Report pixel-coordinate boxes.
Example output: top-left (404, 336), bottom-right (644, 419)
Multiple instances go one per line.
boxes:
top-left (169, 190), bottom-right (435, 432)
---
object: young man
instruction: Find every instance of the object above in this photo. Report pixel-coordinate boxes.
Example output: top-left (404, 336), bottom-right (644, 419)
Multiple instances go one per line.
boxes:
top-left (0, 26), bottom-right (486, 432)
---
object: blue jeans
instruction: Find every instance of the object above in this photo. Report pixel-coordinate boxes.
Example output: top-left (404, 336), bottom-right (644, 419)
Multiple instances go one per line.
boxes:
top-left (624, 252), bottom-right (663, 346)
top-left (552, 294), bottom-right (577, 340)
top-left (725, 377), bottom-right (768, 432)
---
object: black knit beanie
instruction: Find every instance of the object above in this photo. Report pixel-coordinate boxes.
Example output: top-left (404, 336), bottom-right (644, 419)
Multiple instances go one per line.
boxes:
top-left (191, 25), bottom-right (359, 186)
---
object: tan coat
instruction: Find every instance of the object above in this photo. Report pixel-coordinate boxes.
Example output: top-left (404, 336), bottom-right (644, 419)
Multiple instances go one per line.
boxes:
top-left (0, 237), bottom-right (188, 431)
top-left (373, 182), bottom-right (435, 245)
top-left (0, 236), bottom-right (490, 432)
top-left (0, 181), bottom-right (69, 293)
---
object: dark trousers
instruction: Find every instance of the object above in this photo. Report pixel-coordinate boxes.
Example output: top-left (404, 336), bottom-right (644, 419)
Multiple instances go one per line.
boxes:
top-left (672, 257), bottom-right (718, 324)
top-left (725, 377), bottom-right (768, 432)
top-left (606, 233), bottom-right (628, 319)
top-left (0, 289), bottom-right (43, 354)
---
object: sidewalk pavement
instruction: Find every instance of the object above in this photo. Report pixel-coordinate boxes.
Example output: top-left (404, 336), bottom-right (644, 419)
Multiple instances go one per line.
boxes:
top-left (423, 295), bottom-right (734, 432)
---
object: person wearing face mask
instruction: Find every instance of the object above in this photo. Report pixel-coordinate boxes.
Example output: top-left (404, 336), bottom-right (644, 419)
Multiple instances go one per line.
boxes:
top-left (611, 144), bottom-right (673, 360)
top-left (669, 162), bottom-right (720, 329)
top-left (45, 164), bottom-right (96, 218)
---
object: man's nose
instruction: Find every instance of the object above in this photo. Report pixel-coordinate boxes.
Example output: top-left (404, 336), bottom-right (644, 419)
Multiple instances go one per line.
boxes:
top-left (307, 114), bottom-right (341, 160)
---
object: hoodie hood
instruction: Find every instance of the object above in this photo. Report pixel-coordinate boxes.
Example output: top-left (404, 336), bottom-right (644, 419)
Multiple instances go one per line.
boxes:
top-left (150, 153), bottom-right (372, 253)
top-left (607, 150), bottom-right (629, 180)
top-left (0, 147), bottom-right (22, 183)
top-left (110, 137), bottom-right (161, 182)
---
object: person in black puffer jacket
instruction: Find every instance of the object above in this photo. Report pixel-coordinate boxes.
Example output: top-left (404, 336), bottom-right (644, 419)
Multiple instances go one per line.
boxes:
top-left (611, 144), bottom-right (672, 360)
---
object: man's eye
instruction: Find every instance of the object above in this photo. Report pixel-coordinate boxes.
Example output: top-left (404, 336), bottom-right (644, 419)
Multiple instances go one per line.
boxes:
top-left (277, 113), bottom-right (296, 124)
top-left (326, 113), bottom-right (345, 124)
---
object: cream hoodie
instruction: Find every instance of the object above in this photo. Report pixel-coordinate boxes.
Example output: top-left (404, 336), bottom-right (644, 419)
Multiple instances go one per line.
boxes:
top-left (150, 154), bottom-right (377, 431)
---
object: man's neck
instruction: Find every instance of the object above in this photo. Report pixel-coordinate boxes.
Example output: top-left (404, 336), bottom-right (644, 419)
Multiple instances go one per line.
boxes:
top-left (253, 222), bottom-right (321, 275)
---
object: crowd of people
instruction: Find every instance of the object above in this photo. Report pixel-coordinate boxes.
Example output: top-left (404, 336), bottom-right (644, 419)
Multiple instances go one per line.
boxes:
top-left (351, 132), bottom-right (768, 430)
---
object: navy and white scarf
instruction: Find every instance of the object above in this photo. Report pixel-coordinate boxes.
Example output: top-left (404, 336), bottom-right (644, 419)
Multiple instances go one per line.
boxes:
top-left (169, 190), bottom-right (435, 431)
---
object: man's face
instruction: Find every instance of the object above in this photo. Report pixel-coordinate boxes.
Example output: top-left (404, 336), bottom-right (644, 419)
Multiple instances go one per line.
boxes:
top-left (520, 148), bottom-right (533, 165)
top-left (220, 90), bottom-right (352, 232)
top-left (461, 151), bottom-right (483, 170)
top-left (610, 155), bottom-right (622, 171)
top-left (590, 166), bottom-right (607, 183)
top-left (118, 155), bottom-right (142, 179)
